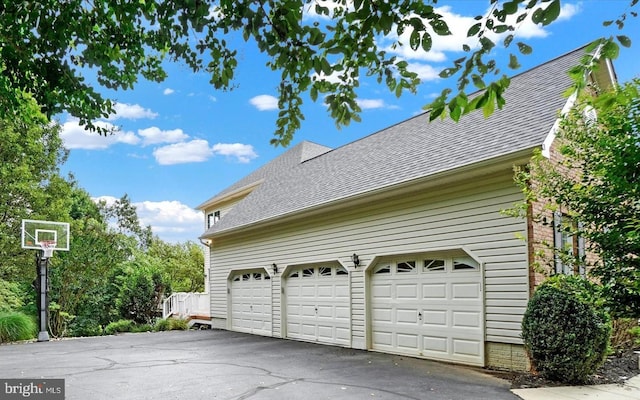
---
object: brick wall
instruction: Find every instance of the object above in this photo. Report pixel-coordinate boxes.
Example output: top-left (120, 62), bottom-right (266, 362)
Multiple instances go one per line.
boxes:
top-left (526, 135), bottom-right (600, 295)
top-left (485, 342), bottom-right (529, 371)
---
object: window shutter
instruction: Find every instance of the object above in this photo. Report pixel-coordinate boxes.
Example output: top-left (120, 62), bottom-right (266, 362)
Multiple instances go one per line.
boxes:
top-left (578, 221), bottom-right (586, 276)
top-left (553, 211), bottom-right (563, 274)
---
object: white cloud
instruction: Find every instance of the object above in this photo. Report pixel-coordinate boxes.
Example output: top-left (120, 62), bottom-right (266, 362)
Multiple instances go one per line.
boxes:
top-left (249, 95), bottom-right (279, 111)
top-left (109, 102), bottom-right (158, 120)
top-left (557, 2), bottom-right (581, 21)
top-left (407, 62), bottom-right (441, 82)
top-left (511, 2), bottom-right (582, 39)
top-left (92, 196), bottom-right (202, 243)
top-left (380, 6), bottom-right (478, 63)
top-left (135, 200), bottom-right (203, 242)
top-left (356, 99), bottom-right (386, 110)
top-left (163, 88), bottom-right (175, 95)
top-left (212, 143), bottom-right (258, 163)
top-left (380, 3), bottom-right (582, 68)
top-left (138, 126), bottom-right (189, 146)
top-left (153, 139), bottom-right (214, 165)
top-left (60, 119), bottom-right (140, 150)
top-left (92, 195), bottom-right (119, 207)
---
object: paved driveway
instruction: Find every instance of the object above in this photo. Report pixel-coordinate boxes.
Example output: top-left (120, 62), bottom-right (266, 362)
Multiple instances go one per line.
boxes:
top-left (0, 330), bottom-right (519, 399)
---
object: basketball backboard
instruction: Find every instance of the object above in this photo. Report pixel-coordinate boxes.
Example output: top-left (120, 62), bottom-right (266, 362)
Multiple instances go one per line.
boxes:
top-left (21, 219), bottom-right (70, 251)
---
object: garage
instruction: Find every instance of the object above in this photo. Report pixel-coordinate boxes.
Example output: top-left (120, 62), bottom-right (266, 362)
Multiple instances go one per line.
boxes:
top-left (285, 264), bottom-right (350, 346)
top-left (230, 269), bottom-right (272, 336)
top-left (370, 255), bottom-right (484, 366)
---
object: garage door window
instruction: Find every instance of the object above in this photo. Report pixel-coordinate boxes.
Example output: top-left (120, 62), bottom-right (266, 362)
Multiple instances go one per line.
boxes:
top-left (452, 257), bottom-right (479, 271)
top-left (302, 268), bottom-right (314, 278)
top-left (374, 264), bottom-right (391, 274)
top-left (319, 266), bottom-right (332, 276)
top-left (424, 259), bottom-right (445, 272)
top-left (396, 261), bottom-right (416, 273)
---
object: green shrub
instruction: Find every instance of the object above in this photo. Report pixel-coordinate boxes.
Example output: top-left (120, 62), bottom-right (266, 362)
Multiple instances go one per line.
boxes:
top-left (68, 317), bottom-right (103, 337)
top-left (104, 319), bottom-right (134, 335)
top-left (169, 318), bottom-right (188, 331)
top-left (522, 276), bottom-right (611, 383)
top-left (154, 318), bottom-right (171, 331)
top-left (0, 312), bottom-right (37, 343)
top-left (0, 280), bottom-right (24, 313)
top-left (131, 324), bottom-right (153, 333)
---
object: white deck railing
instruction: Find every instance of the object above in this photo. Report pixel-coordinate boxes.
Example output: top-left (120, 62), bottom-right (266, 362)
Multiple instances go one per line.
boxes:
top-left (162, 292), bottom-right (210, 320)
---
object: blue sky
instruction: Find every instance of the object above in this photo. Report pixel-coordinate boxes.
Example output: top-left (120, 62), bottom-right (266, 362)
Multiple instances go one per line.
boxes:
top-left (58, 1), bottom-right (640, 243)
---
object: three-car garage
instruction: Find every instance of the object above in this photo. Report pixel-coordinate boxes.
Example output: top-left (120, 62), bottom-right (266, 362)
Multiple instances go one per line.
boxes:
top-left (228, 252), bottom-right (485, 366)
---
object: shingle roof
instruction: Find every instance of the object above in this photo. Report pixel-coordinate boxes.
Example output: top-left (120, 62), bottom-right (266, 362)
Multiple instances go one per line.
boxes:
top-left (201, 46), bottom-right (589, 237)
top-left (196, 140), bottom-right (332, 209)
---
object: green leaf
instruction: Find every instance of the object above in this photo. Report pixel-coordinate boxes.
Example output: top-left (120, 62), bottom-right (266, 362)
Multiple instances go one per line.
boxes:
top-left (450, 103), bottom-right (461, 122)
top-left (410, 30), bottom-right (420, 50)
top-left (503, 34), bottom-right (514, 48)
top-left (503, 0), bottom-right (519, 14)
top-left (508, 53), bottom-right (521, 69)
top-left (516, 12), bottom-right (528, 23)
top-left (422, 33), bottom-right (433, 52)
top-left (429, 105), bottom-right (445, 121)
top-left (482, 90), bottom-right (496, 118)
top-left (616, 35), bottom-right (632, 48)
top-left (601, 40), bottom-right (620, 60)
top-left (439, 68), bottom-right (457, 78)
top-left (517, 42), bottom-right (533, 55)
top-left (541, 0), bottom-right (561, 26)
top-left (531, 7), bottom-right (544, 24)
top-left (430, 19), bottom-right (452, 35)
top-left (471, 74), bottom-right (486, 89)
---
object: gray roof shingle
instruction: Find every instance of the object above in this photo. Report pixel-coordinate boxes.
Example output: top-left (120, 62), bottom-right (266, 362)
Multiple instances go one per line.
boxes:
top-left (201, 46), bottom-right (589, 237)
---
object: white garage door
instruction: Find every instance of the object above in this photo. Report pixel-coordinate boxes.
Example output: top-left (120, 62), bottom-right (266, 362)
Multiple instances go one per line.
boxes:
top-left (230, 270), bottom-right (272, 336)
top-left (370, 256), bottom-right (484, 366)
top-left (285, 264), bottom-right (350, 346)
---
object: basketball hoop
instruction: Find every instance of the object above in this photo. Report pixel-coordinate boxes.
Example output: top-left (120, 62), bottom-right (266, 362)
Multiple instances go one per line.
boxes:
top-left (39, 240), bottom-right (56, 259)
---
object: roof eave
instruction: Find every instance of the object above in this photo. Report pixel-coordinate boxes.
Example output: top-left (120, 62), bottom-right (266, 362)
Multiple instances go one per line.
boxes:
top-left (195, 179), bottom-right (264, 211)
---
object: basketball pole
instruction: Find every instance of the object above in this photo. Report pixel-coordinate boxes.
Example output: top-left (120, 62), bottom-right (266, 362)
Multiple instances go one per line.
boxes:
top-left (36, 250), bottom-right (50, 342)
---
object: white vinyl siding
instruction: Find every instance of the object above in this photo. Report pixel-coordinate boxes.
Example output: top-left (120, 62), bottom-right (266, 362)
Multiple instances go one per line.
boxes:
top-left (207, 171), bottom-right (528, 348)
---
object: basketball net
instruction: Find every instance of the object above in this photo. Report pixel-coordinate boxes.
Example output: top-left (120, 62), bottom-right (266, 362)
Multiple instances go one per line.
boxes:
top-left (39, 240), bottom-right (56, 259)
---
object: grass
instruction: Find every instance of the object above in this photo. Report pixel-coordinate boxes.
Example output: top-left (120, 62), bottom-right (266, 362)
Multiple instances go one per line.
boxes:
top-left (0, 312), bottom-right (36, 343)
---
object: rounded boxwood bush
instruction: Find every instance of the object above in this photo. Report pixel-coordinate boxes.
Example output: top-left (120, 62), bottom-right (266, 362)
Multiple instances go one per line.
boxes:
top-left (104, 319), bottom-right (134, 335)
top-left (522, 276), bottom-right (611, 383)
top-left (0, 312), bottom-right (37, 343)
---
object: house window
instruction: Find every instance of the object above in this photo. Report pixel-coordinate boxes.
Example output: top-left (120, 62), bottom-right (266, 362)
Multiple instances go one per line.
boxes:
top-left (207, 210), bottom-right (221, 228)
top-left (553, 211), bottom-right (585, 275)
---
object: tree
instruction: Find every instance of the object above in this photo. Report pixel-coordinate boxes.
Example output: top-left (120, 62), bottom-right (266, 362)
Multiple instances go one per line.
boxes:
top-left (147, 239), bottom-right (205, 293)
top-left (47, 186), bottom-right (137, 337)
top-left (0, 1), bottom-right (636, 145)
top-left (0, 98), bottom-right (69, 283)
top-left (518, 79), bottom-right (640, 318)
top-left (115, 255), bottom-right (170, 325)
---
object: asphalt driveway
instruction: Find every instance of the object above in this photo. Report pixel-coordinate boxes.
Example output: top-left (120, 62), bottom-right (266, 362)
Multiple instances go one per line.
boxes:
top-left (0, 330), bottom-right (519, 399)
